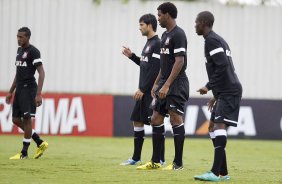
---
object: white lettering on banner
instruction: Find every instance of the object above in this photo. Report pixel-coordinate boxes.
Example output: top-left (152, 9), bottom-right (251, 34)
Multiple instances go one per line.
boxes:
top-left (183, 105), bottom-right (256, 136)
top-left (0, 96), bottom-right (86, 135)
top-left (0, 97), bottom-right (13, 132)
top-left (39, 97), bottom-right (86, 134)
top-left (228, 107), bottom-right (256, 136)
top-left (64, 97), bottom-right (86, 134)
top-left (184, 105), bottom-right (199, 134)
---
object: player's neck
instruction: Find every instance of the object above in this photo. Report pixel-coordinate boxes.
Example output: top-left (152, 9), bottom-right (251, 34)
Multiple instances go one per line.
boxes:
top-left (21, 42), bottom-right (30, 49)
top-left (166, 20), bottom-right (176, 33)
top-left (147, 32), bottom-right (156, 39)
top-left (203, 28), bottom-right (212, 37)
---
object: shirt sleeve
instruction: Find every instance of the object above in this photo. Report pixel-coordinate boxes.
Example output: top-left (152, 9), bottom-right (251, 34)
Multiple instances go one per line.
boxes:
top-left (205, 37), bottom-right (228, 90)
top-left (173, 31), bottom-right (187, 57)
top-left (31, 48), bottom-right (43, 67)
top-left (129, 53), bottom-right (141, 66)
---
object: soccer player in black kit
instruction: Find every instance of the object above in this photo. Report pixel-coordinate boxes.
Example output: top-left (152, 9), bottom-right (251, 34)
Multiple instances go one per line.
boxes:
top-left (137, 2), bottom-right (189, 170)
top-left (194, 11), bottom-right (242, 181)
top-left (6, 27), bottom-right (48, 159)
top-left (120, 14), bottom-right (165, 166)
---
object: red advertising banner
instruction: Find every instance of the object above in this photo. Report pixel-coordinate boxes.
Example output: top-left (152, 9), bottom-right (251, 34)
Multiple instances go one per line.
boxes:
top-left (0, 92), bottom-right (113, 136)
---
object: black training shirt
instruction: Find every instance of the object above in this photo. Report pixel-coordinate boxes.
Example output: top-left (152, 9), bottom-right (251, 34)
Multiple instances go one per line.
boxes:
top-left (129, 35), bottom-right (160, 93)
top-left (204, 31), bottom-right (242, 97)
top-left (160, 26), bottom-right (187, 81)
top-left (15, 45), bottom-right (43, 85)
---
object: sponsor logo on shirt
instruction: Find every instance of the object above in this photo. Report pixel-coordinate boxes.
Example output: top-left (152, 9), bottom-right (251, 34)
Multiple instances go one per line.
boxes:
top-left (15, 60), bottom-right (27, 67)
top-left (165, 37), bottom-right (170, 45)
top-left (160, 48), bottom-right (169, 54)
top-left (140, 56), bottom-right (148, 62)
top-left (145, 46), bottom-right (150, 53)
top-left (22, 52), bottom-right (28, 59)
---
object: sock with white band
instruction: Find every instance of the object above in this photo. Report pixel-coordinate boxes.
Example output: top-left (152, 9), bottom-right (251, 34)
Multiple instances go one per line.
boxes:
top-left (132, 126), bottom-right (144, 161)
top-left (211, 129), bottom-right (227, 176)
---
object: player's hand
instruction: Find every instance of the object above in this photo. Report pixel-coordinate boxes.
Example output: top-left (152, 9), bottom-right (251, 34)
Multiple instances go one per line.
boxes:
top-left (207, 97), bottom-right (216, 112)
top-left (5, 93), bottom-right (13, 104)
top-left (197, 86), bottom-right (208, 95)
top-left (35, 94), bottom-right (43, 107)
top-left (133, 89), bottom-right (144, 101)
top-left (158, 84), bottom-right (169, 99)
top-left (151, 84), bottom-right (158, 98)
top-left (208, 121), bottom-right (215, 132)
top-left (122, 46), bottom-right (133, 58)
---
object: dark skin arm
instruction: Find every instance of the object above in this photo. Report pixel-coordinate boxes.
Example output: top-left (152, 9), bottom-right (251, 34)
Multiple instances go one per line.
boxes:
top-left (158, 56), bottom-right (184, 99)
top-left (35, 65), bottom-right (45, 107)
top-left (151, 69), bottom-right (161, 99)
top-left (5, 75), bottom-right (17, 104)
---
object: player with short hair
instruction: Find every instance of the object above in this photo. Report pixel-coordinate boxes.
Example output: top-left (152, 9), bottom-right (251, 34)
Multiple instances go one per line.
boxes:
top-left (194, 11), bottom-right (242, 181)
top-left (6, 27), bottom-right (48, 159)
top-left (120, 14), bottom-right (165, 166)
top-left (137, 2), bottom-right (189, 170)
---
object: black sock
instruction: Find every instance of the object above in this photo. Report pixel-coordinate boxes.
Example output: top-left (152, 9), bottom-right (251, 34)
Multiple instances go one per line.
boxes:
top-left (220, 150), bottom-right (228, 176)
top-left (211, 130), bottom-right (227, 176)
top-left (160, 135), bottom-right (165, 162)
top-left (21, 140), bottom-right (31, 156)
top-left (209, 131), bottom-right (216, 147)
top-left (210, 131), bottom-right (227, 175)
top-left (151, 124), bottom-right (164, 163)
top-left (172, 123), bottom-right (185, 166)
top-left (32, 131), bottom-right (43, 147)
top-left (132, 129), bottom-right (144, 161)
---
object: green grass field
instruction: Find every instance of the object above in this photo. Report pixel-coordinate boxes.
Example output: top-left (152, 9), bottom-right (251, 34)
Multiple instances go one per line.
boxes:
top-left (0, 135), bottom-right (281, 184)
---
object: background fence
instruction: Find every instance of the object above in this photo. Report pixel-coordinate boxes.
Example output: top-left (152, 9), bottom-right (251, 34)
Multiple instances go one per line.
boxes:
top-left (0, 0), bottom-right (282, 99)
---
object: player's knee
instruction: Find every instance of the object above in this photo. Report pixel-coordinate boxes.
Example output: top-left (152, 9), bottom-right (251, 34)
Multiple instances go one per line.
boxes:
top-left (169, 114), bottom-right (183, 126)
top-left (214, 122), bottom-right (227, 130)
top-left (133, 121), bottom-right (144, 127)
top-left (12, 117), bottom-right (21, 123)
top-left (151, 116), bottom-right (162, 126)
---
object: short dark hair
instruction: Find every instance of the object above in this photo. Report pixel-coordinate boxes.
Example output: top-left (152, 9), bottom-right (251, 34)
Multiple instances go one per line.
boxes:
top-left (198, 11), bottom-right (214, 28)
top-left (18, 27), bottom-right (31, 38)
top-left (157, 2), bottom-right (177, 19)
top-left (139, 14), bottom-right (158, 32)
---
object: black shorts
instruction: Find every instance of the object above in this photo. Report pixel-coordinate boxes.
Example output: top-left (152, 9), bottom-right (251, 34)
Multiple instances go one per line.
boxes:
top-left (130, 93), bottom-right (153, 125)
top-left (210, 95), bottom-right (241, 127)
top-left (153, 77), bottom-right (189, 117)
top-left (13, 83), bottom-right (37, 119)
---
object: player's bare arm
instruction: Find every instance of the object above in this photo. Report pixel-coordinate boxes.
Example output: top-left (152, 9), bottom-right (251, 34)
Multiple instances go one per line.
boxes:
top-left (6, 75), bottom-right (17, 104)
top-left (151, 69), bottom-right (161, 98)
top-left (207, 97), bottom-right (216, 111)
top-left (158, 56), bottom-right (184, 99)
top-left (35, 65), bottom-right (45, 107)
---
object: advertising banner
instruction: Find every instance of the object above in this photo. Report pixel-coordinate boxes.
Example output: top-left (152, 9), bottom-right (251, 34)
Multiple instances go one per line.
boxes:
top-left (0, 93), bottom-right (113, 136)
top-left (1, 92), bottom-right (282, 139)
top-left (114, 96), bottom-right (282, 140)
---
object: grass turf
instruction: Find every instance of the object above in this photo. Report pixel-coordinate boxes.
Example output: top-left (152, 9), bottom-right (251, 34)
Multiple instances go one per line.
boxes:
top-left (0, 135), bottom-right (281, 184)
